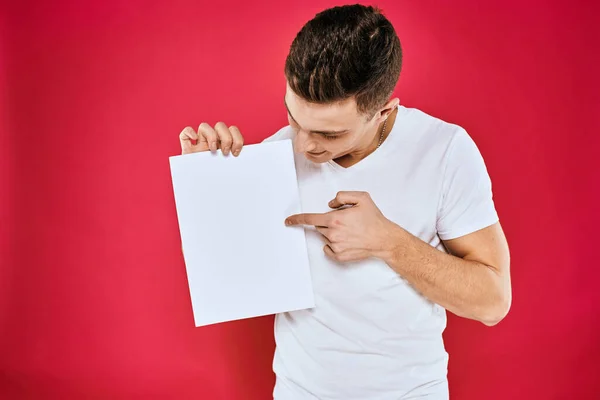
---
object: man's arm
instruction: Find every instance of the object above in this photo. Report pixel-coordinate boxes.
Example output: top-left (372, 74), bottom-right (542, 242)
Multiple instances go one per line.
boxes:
top-left (285, 190), bottom-right (512, 326)
top-left (379, 221), bottom-right (511, 326)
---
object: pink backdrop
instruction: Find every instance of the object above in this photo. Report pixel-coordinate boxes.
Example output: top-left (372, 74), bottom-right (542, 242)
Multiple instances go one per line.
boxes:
top-left (2, 0), bottom-right (599, 398)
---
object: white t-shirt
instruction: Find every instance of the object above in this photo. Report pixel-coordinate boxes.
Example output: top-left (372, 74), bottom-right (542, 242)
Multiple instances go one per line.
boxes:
top-left (263, 105), bottom-right (499, 400)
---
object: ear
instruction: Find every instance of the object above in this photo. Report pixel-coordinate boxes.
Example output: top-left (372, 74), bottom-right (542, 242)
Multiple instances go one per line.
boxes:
top-left (381, 98), bottom-right (400, 117)
top-left (372, 97), bottom-right (400, 124)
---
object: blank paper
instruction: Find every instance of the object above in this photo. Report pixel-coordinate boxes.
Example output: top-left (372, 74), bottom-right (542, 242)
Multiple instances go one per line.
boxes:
top-left (169, 139), bottom-right (315, 327)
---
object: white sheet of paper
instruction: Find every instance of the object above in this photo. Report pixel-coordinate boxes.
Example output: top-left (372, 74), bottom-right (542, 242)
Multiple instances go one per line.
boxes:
top-left (169, 139), bottom-right (315, 327)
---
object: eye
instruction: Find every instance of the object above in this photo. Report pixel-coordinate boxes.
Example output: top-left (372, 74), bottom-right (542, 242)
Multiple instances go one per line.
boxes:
top-left (322, 135), bottom-right (338, 140)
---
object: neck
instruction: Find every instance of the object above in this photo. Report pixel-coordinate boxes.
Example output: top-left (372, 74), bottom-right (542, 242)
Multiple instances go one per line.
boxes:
top-left (334, 106), bottom-right (399, 168)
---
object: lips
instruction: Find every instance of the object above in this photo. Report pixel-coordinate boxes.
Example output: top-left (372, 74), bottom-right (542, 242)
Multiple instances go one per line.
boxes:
top-left (307, 150), bottom-right (327, 156)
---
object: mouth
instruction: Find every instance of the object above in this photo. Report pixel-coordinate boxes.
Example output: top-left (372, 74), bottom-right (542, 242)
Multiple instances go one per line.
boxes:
top-left (306, 150), bottom-right (327, 157)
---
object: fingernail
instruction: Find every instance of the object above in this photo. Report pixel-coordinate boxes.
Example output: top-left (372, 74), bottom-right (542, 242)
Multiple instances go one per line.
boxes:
top-left (233, 150), bottom-right (240, 156)
top-left (223, 147), bottom-right (230, 155)
top-left (285, 219), bottom-right (291, 225)
top-left (210, 142), bottom-right (216, 151)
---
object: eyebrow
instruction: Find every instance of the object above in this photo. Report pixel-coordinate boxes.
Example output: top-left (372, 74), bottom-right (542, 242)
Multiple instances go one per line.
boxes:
top-left (284, 97), bottom-right (350, 135)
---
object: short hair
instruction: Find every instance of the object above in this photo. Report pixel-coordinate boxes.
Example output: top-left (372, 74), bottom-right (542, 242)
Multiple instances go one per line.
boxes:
top-left (285, 4), bottom-right (402, 118)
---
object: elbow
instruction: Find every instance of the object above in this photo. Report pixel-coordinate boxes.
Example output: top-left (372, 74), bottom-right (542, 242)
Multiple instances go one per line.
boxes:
top-left (480, 288), bottom-right (512, 327)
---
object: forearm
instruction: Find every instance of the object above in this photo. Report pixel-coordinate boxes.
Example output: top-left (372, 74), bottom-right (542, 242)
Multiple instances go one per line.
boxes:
top-left (377, 224), bottom-right (509, 326)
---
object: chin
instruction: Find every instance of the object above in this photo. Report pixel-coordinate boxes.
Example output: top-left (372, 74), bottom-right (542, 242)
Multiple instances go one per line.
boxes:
top-left (304, 151), bottom-right (330, 162)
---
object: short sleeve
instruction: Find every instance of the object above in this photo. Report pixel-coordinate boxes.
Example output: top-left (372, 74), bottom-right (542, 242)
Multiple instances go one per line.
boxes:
top-left (436, 128), bottom-right (499, 240)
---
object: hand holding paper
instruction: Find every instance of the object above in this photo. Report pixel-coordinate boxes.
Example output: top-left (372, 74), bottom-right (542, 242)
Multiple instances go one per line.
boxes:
top-left (169, 137), bottom-right (314, 327)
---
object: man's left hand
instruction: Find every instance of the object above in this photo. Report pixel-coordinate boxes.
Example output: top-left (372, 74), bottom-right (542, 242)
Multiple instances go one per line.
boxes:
top-left (285, 191), bottom-right (400, 262)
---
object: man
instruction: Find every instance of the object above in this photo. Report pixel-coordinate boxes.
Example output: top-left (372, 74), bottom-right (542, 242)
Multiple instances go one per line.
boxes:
top-left (178, 4), bottom-right (511, 399)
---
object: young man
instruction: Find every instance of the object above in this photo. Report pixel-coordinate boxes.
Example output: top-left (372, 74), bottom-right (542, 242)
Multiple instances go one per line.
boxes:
top-left (179, 4), bottom-right (511, 399)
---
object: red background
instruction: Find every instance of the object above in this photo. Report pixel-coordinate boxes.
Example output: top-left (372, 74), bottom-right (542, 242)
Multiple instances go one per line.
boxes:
top-left (2, 0), bottom-right (599, 398)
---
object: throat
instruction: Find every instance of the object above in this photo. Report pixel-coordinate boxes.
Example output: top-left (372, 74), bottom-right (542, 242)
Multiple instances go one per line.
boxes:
top-left (332, 106), bottom-right (398, 169)
top-left (333, 152), bottom-right (368, 168)
top-left (333, 135), bottom-right (380, 168)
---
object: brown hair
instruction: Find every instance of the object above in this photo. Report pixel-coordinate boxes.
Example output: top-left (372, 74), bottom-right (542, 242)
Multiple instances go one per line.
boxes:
top-left (285, 4), bottom-right (402, 118)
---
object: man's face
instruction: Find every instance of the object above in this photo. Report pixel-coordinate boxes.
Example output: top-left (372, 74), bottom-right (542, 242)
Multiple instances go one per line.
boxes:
top-left (284, 83), bottom-right (380, 163)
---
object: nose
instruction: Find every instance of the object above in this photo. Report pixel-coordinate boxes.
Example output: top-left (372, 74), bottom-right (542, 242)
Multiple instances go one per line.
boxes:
top-left (293, 129), bottom-right (318, 153)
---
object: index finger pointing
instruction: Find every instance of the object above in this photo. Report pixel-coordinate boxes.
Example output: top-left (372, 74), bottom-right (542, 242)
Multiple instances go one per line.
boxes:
top-left (285, 213), bottom-right (328, 227)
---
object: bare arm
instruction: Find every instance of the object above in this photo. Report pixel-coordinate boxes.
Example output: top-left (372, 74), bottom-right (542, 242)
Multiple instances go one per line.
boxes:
top-left (380, 221), bottom-right (511, 326)
top-left (285, 191), bottom-right (512, 326)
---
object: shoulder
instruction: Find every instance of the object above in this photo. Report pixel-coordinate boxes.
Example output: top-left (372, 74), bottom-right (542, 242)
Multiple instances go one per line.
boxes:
top-left (397, 106), bottom-right (484, 165)
top-left (401, 106), bottom-right (467, 147)
top-left (261, 125), bottom-right (294, 143)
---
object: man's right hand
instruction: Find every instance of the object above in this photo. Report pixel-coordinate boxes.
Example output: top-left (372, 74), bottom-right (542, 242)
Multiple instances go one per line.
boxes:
top-left (179, 122), bottom-right (245, 156)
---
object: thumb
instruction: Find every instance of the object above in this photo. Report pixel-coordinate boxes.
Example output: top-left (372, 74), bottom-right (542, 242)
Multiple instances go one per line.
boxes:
top-left (179, 127), bottom-right (201, 154)
top-left (328, 191), bottom-right (369, 208)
